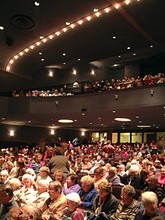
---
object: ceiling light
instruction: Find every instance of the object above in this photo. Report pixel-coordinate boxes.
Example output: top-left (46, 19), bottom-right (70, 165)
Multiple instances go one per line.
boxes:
top-left (56, 31), bottom-right (61, 36)
top-left (113, 63), bottom-right (119, 67)
top-left (28, 121), bottom-right (31, 123)
top-left (93, 8), bottom-right (98, 12)
top-left (58, 119), bottom-right (73, 123)
top-left (104, 7), bottom-right (110, 13)
top-left (78, 58), bottom-right (81, 61)
top-left (118, 55), bottom-right (121, 58)
top-left (0, 26), bottom-right (4, 30)
top-left (86, 16), bottom-right (92, 21)
top-left (112, 36), bottom-right (116, 39)
top-left (48, 71), bottom-right (53, 77)
top-left (136, 116), bottom-right (139, 119)
top-left (63, 62), bottom-right (66, 65)
top-left (34, 1), bottom-right (40, 6)
top-left (91, 69), bottom-right (95, 75)
top-left (114, 3), bottom-right (120, 9)
top-left (1, 118), bottom-right (5, 120)
top-left (125, 0), bottom-right (130, 5)
top-left (50, 129), bottom-right (55, 135)
top-left (127, 46), bottom-right (131, 50)
top-left (62, 27), bottom-right (67, 32)
top-left (133, 53), bottom-right (136, 56)
top-left (95, 12), bottom-right (101, 17)
top-left (41, 58), bottom-right (44, 61)
top-left (72, 69), bottom-right (77, 75)
top-left (137, 125), bottom-right (151, 128)
top-left (39, 52), bottom-right (42, 55)
top-left (78, 20), bottom-right (83, 25)
top-left (150, 45), bottom-right (153, 48)
top-left (63, 53), bottom-right (66, 56)
top-left (40, 36), bottom-right (44, 39)
top-left (70, 24), bottom-right (75, 28)
top-left (114, 118), bottom-right (131, 122)
top-left (66, 22), bottom-right (70, 25)
top-left (112, 110), bottom-right (116, 113)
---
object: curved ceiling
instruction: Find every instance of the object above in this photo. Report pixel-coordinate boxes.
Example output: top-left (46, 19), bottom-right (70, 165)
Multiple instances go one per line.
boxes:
top-left (0, 0), bottom-right (165, 79)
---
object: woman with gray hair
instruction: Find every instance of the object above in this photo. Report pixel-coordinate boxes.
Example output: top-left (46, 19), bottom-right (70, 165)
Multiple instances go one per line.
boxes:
top-left (110, 185), bottom-right (139, 220)
top-left (135, 191), bottom-right (165, 220)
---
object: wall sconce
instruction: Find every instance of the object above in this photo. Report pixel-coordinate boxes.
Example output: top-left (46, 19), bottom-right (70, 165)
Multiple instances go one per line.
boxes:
top-left (81, 131), bottom-right (85, 136)
top-left (50, 129), bottom-right (55, 135)
top-left (115, 94), bottom-right (119, 101)
top-left (150, 89), bottom-right (154, 96)
top-left (55, 101), bottom-right (59, 108)
top-left (9, 130), bottom-right (15, 137)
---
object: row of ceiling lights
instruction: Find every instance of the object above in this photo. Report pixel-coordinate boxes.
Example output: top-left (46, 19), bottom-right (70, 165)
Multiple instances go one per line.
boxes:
top-left (5, 0), bottom-right (142, 72)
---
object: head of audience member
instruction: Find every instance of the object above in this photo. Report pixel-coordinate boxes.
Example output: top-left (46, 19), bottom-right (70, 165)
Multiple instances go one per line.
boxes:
top-left (66, 192), bottom-right (81, 212)
top-left (129, 165), bottom-right (140, 178)
top-left (39, 166), bottom-right (50, 178)
top-left (37, 179), bottom-right (49, 194)
top-left (6, 161), bottom-right (14, 172)
top-left (94, 166), bottom-right (105, 181)
top-left (0, 169), bottom-right (9, 184)
top-left (121, 185), bottom-right (136, 206)
top-left (0, 185), bottom-right (14, 204)
top-left (7, 178), bottom-right (21, 191)
top-left (108, 167), bottom-right (117, 179)
top-left (66, 174), bottom-right (79, 188)
top-left (141, 191), bottom-right (158, 216)
top-left (98, 182), bottom-right (112, 199)
top-left (146, 175), bottom-right (158, 189)
top-left (80, 175), bottom-right (94, 193)
top-left (8, 204), bottom-right (42, 220)
top-left (25, 168), bottom-right (36, 181)
top-left (48, 181), bottom-right (62, 200)
top-left (54, 170), bottom-right (64, 183)
top-left (22, 174), bottom-right (34, 188)
top-left (159, 167), bottom-right (165, 178)
top-left (117, 164), bottom-right (126, 173)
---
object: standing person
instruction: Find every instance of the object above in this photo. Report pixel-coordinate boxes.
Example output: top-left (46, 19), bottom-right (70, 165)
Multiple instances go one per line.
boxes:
top-left (48, 147), bottom-right (70, 177)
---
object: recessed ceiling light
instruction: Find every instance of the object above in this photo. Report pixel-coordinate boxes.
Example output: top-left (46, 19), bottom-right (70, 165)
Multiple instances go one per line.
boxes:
top-left (58, 119), bottom-right (73, 123)
top-left (133, 53), bottom-right (136, 56)
top-left (63, 53), bottom-right (66, 56)
top-left (63, 62), bottom-right (66, 65)
top-left (41, 58), bottom-right (44, 61)
top-left (28, 121), bottom-right (31, 123)
top-left (136, 116), bottom-right (139, 119)
top-left (34, 1), bottom-right (40, 6)
top-left (113, 64), bottom-right (119, 67)
top-left (66, 22), bottom-right (70, 25)
top-left (0, 26), bottom-right (4, 30)
top-left (112, 36), bottom-right (117, 39)
top-left (114, 118), bottom-right (131, 122)
top-left (1, 117), bottom-right (5, 120)
top-left (150, 45), bottom-right (153, 48)
top-left (39, 52), bottom-right (42, 55)
top-left (118, 55), bottom-right (121, 58)
top-left (137, 125), bottom-right (151, 128)
top-left (112, 110), bottom-right (116, 113)
top-left (93, 8), bottom-right (98, 12)
top-left (78, 58), bottom-right (81, 61)
top-left (127, 46), bottom-right (131, 50)
top-left (40, 36), bottom-right (44, 39)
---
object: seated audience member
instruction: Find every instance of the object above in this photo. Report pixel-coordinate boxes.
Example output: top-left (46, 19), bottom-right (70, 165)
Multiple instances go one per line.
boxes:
top-left (8, 204), bottom-right (42, 220)
top-left (107, 166), bottom-right (121, 185)
top-left (93, 166), bottom-right (109, 190)
top-left (63, 174), bottom-right (81, 195)
top-left (81, 157), bottom-right (93, 173)
top-left (7, 178), bottom-right (21, 201)
top-left (0, 170), bottom-right (10, 185)
top-left (5, 161), bottom-right (18, 179)
top-left (122, 165), bottom-right (142, 189)
top-left (158, 167), bottom-right (165, 187)
top-left (110, 185), bottom-right (139, 220)
top-left (17, 173), bottom-right (37, 205)
top-left (36, 166), bottom-right (52, 185)
top-left (135, 191), bottom-right (165, 220)
top-left (144, 175), bottom-right (164, 203)
top-left (54, 169), bottom-right (65, 185)
top-left (62, 192), bottom-right (84, 220)
top-left (78, 175), bottom-right (98, 209)
top-left (33, 179), bottom-right (50, 210)
top-left (90, 182), bottom-right (119, 220)
top-left (42, 181), bottom-right (67, 220)
top-left (0, 186), bottom-right (19, 220)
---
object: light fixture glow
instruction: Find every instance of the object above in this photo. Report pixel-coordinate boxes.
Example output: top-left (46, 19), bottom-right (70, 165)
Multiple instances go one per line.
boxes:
top-left (9, 130), bottom-right (15, 137)
top-left (86, 16), bottom-right (92, 21)
top-left (0, 26), bottom-right (4, 30)
top-left (58, 119), bottom-right (74, 123)
top-left (114, 118), bottom-right (131, 122)
top-left (114, 3), bottom-right (120, 9)
top-left (137, 125), bottom-right (151, 128)
top-left (50, 129), bottom-right (55, 135)
top-left (72, 69), bottom-right (77, 75)
top-left (104, 7), bottom-right (110, 13)
top-left (34, 1), bottom-right (40, 6)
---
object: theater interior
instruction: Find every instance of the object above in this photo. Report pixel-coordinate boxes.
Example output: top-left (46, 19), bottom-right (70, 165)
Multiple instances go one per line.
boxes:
top-left (0, 0), bottom-right (164, 146)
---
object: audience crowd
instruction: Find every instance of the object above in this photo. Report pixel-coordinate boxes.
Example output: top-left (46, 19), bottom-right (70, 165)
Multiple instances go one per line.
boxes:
top-left (12, 72), bottom-right (165, 97)
top-left (0, 139), bottom-right (165, 219)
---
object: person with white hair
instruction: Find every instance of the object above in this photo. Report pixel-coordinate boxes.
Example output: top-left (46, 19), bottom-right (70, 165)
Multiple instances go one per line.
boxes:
top-left (17, 173), bottom-right (37, 206)
top-left (62, 192), bottom-right (84, 220)
top-left (135, 191), bottom-right (164, 220)
top-left (0, 169), bottom-right (9, 184)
